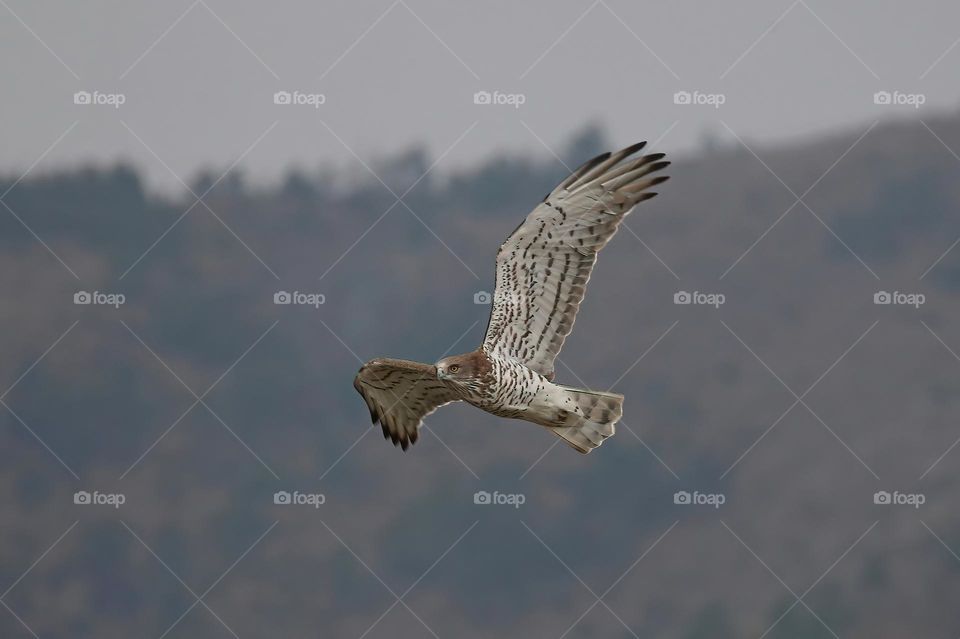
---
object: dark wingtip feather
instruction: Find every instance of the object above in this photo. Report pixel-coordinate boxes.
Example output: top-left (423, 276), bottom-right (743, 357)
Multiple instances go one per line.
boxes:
top-left (555, 150), bottom-right (612, 193)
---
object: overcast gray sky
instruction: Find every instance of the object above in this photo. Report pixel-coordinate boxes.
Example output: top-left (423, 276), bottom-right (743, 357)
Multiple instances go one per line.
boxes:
top-left (2, 0), bottom-right (958, 192)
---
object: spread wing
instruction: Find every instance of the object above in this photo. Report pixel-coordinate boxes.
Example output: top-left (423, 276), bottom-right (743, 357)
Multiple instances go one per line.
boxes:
top-left (353, 358), bottom-right (460, 450)
top-left (482, 142), bottom-right (669, 380)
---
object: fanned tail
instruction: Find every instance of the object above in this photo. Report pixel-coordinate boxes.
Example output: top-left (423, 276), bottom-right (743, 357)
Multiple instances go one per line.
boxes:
top-left (552, 386), bottom-right (623, 453)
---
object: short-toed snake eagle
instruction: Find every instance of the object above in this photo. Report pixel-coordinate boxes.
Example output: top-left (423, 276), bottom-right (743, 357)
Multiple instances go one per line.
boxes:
top-left (354, 142), bottom-right (669, 453)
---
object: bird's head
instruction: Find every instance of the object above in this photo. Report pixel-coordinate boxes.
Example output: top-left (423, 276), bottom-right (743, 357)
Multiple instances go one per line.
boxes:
top-left (436, 351), bottom-right (491, 387)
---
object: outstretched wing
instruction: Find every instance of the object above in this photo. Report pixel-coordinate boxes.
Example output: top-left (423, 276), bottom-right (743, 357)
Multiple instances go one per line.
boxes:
top-left (482, 142), bottom-right (669, 380)
top-left (353, 358), bottom-right (460, 450)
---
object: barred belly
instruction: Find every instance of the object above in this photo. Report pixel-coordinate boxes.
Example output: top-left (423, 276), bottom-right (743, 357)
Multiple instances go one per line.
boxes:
top-left (477, 354), bottom-right (550, 419)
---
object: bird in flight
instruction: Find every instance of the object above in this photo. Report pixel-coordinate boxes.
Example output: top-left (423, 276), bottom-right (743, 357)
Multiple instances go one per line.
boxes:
top-left (354, 142), bottom-right (669, 453)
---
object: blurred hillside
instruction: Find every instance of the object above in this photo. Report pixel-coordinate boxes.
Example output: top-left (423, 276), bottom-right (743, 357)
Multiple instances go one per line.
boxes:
top-left (2, 113), bottom-right (960, 638)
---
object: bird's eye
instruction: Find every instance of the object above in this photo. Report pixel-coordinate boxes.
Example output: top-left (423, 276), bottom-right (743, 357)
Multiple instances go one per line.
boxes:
top-left (449, 365), bottom-right (460, 373)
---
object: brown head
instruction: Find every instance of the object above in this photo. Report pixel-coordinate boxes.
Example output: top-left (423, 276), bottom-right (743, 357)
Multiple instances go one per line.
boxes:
top-left (436, 350), bottom-right (492, 389)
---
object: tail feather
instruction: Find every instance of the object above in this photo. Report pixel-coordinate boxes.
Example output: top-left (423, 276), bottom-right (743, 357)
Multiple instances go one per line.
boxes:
top-left (552, 386), bottom-right (623, 454)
